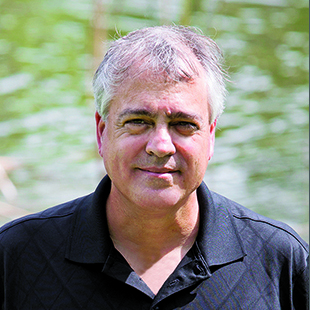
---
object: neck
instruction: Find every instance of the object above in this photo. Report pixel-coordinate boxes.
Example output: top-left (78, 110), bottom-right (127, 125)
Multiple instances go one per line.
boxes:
top-left (106, 186), bottom-right (199, 261)
top-left (106, 187), bottom-right (200, 294)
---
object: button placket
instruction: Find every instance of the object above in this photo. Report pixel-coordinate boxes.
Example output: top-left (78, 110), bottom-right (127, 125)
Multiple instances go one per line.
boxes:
top-left (194, 263), bottom-right (204, 275)
top-left (168, 278), bottom-right (180, 287)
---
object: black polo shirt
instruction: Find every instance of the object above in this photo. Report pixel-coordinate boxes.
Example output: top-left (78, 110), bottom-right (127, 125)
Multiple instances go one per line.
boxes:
top-left (0, 176), bottom-right (308, 309)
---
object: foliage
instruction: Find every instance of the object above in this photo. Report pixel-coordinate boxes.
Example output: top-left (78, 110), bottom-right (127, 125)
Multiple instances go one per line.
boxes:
top-left (0, 0), bottom-right (308, 240)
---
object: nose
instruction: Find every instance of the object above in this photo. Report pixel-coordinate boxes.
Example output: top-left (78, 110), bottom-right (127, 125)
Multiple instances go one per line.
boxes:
top-left (146, 126), bottom-right (176, 157)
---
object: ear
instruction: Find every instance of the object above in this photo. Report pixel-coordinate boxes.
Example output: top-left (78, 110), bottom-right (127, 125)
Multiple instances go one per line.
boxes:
top-left (208, 119), bottom-right (217, 160)
top-left (95, 111), bottom-right (106, 158)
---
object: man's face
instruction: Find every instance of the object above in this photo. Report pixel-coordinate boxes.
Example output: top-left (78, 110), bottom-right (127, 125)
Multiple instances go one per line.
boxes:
top-left (96, 72), bottom-right (216, 211)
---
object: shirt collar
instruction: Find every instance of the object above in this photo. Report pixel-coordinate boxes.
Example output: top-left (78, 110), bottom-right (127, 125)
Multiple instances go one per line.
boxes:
top-left (65, 175), bottom-right (113, 263)
top-left (196, 181), bottom-right (246, 266)
top-left (66, 175), bottom-right (246, 266)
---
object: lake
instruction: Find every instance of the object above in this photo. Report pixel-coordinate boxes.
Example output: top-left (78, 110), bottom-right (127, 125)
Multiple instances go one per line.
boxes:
top-left (0, 0), bottom-right (308, 241)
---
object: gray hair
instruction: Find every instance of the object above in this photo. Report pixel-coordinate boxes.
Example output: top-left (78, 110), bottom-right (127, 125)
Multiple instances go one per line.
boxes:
top-left (93, 25), bottom-right (228, 124)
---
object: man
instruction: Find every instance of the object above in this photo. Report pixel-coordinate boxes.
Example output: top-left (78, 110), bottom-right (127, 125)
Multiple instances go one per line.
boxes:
top-left (0, 25), bottom-right (308, 309)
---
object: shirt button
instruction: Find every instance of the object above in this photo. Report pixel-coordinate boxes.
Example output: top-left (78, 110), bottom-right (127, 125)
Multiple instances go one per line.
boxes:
top-left (194, 263), bottom-right (204, 275)
top-left (168, 279), bottom-right (180, 287)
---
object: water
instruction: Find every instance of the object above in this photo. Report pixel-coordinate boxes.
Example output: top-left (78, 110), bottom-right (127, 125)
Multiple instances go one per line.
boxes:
top-left (0, 0), bottom-right (308, 241)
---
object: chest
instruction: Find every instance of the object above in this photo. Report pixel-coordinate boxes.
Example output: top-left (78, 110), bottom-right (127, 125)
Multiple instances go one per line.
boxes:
top-left (135, 252), bottom-right (184, 295)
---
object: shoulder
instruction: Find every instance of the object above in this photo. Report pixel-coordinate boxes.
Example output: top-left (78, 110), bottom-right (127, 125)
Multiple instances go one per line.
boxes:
top-left (0, 194), bottom-right (92, 250)
top-left (205, 189), bottom-right (309, 308)
top-left (210, 191), bottom-right (309, 263)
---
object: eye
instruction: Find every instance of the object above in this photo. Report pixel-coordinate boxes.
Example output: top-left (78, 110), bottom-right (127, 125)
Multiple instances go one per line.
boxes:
top-left (125, 119), bottom-right (150, 126)
top-left (172, 121), bottom-right (199, 135)
top-left (124, 118), bottom-right (152, 134)
top-left (125, 119), bottom-right (146, 125)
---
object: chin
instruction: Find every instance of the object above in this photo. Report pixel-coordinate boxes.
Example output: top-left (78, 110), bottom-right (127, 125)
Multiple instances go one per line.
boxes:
top-left (133, 186), bottom-right (190, 210)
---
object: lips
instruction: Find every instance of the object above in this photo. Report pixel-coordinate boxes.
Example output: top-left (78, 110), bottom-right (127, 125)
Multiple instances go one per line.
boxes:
top-left (138, 167), bottom-right (178, 174)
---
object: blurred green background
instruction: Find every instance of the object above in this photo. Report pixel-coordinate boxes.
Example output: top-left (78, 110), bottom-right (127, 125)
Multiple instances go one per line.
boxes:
top-left (0, 0), bottom-right (308, 241)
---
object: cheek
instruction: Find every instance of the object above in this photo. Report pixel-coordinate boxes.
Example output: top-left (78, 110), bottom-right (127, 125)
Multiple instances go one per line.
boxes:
top-left (178, 135), bottom-right (209, 159)
top-left (177, 137), bottom-right (210, 173)
top-left (101, 131), bottom-right (119, 172)
top-left (103, 135), bottom-right (146, 168)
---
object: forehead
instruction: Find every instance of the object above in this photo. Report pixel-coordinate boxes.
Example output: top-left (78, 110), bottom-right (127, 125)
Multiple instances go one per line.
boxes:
top-left (110, 72), bottom-right (209, 117)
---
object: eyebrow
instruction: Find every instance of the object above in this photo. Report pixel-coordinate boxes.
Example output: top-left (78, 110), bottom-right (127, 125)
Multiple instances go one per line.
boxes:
top-left (118, 108), bottom-right (203, 123)
top-left (168, 111), bottom-right (203, 123)
top-left (118, 108), bottom-right (156, 120)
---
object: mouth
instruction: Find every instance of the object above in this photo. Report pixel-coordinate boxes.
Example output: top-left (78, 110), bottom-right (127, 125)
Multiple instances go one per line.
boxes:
top-left (138, 167), bottom-right (179, 175)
